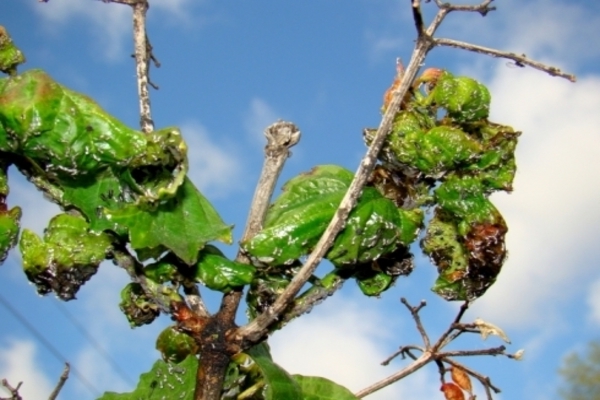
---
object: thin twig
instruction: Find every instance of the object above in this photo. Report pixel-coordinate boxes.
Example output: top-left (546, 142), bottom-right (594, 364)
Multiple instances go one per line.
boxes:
top-left (401, 298), bottom-right (431, 348)
top-left (219, 121), bottom-right (301, 335)
top-left (47, 363), bottom-right (70, 400)
top-left (131, 0), bottom-right (154, 132)
top-left (355, 352), bottom-right (434, 398)
top-left (440, 346), bottom-right (506, 358)
top-left (0, 380), bottom-right (22, 400)
top-left (434, 37), bottom-right (577, 82)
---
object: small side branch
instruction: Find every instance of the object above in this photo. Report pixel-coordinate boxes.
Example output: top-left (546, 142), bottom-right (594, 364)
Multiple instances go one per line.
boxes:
top-left (0, 380), bottom-right (22, 400)
top-left (434, 37), bottom-right (577, 82)
top-left (355, 298), bottom-right (516, 399)
top-left (105, 0), bottom-right (156, 132)
top-left (48, 363), bottom-right (70, 400)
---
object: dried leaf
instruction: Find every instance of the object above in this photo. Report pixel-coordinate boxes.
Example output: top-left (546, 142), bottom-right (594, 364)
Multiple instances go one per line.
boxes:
top-left (513, 349), bottom-right (525, 360)
top-left (474, 317), bottom-right (511, 343)
top-left (440, 382), bottom-right (465, 400)
top-left (451, 366), bottom-right (472, 394)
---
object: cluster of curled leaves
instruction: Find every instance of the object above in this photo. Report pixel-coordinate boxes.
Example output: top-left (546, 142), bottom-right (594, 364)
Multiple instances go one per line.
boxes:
top-left (242, 67), bottom-right (519, 306)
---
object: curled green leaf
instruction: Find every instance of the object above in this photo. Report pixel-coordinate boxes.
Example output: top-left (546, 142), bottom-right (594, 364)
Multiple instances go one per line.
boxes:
top-left (0, 26), bottom-right (25, 75)
top-left (0, 205), bottom-right (20, 264)
top-left (243, 165), bottom-right (407, 267)
top-left (424, 70), bottom-right (491, 123)
top-left (0, 69), bottom-right (187, 203)
top-left (119, 283), bottom-right (160, 328)
top-left (19, 213), bottom-right (112, 300)
top-left (155, 326), bottom-right (199, 364)
top-left (422, 209), bottom-right (507, 301)
top-left (193, 245), bottom-right (256, 292)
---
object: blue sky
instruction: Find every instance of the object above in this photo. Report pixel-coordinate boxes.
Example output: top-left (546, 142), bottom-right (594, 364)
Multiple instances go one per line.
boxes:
top-left (0, 1), bottom-right (599, 399)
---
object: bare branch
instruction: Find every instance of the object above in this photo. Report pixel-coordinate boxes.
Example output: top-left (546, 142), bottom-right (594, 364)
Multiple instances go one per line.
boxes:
top-left (401, 298), bottom-right (431, 348)
top-left (218, 121), bottom-right (301, 328)
top-left (355, 352), bottom-right (433, 398)
top-left (105, 0), bottom-right (155, 132)
top-left (434, 37), bottom-right (577, 82)
top-left (47, 363), bottom-right (70, 400)
top-left (435, 0), bottom-right (496, 16)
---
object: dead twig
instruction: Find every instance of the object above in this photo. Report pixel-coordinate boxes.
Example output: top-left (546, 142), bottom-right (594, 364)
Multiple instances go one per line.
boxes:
top-left (0, 380), bottom-right (22, 400)
top-left (434, 37), bottom-right (577, 82)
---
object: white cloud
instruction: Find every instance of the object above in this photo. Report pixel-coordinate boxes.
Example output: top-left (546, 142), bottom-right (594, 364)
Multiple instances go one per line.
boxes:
top-left (244, 98), bottom-right (282, 146)
top-left (181, 122), bottom-right (243, 198)
top-left (0, 340), bottom-right (53, 400)
top-left (74, 346), bottom-right (129, 397)
top-left (269, 294), bottom-right (439, 400)
top-left (31, 0), bottom-right (196, 60)
top-left (7, 172), bottom-right (61, 237)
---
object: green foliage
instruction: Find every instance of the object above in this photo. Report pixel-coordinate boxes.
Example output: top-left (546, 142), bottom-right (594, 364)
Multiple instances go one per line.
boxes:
top-left (193, 245), bottom-right (256, 292)
top-left (293, 375), bottom-right (359, 400)
top-left (242, 165), bottom-right (414, 267)
top-left (156, 326), bottom-right (199, 364)
top-left (98, 355), bottom-right (197, 400)
top-left (19, 214), bottom-right (112, 300)
top-left (559, 341), bottom-right (600, 400)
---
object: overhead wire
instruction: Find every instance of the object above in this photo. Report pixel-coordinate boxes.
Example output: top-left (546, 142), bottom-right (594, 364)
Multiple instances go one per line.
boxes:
top-left (0, 291), bottom-right (101, 398)
top-left (51, 300), bottom-right (135, 386)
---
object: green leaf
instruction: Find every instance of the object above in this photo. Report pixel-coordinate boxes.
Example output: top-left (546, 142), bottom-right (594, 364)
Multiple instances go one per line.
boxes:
top-left (294, 375), bottom-right (359, 400)
top-left (97, 355), bottom-right (197, 400)
top-left (155, 326), bottom-right (199, 364)
top-left (355, 271), bottom-right (393, 296)
top-left (19, 213), bottom-right (112, 300)
top-left (119, 283), bottom-right (160, 327)
top-left (245, 343), bottom-right (303, 400)
top-left (243, 165), bottom-right (406, 267)
top-left (0, 69), bottom-right (188, 202)
top-left (193, 245), bottom-right (255, 292)
top-left (428, 71), bottom-right (491, 122)
top-left (0, 206), bottom-right (20, 264)
top-left (422, 209), bottom-right (507, 301)
top-left (0, 26), bottom-right (25, 75)
top-left (434, 174), bottom-right (500, 234)
top-left (96, 178), bottom-right (233, 265)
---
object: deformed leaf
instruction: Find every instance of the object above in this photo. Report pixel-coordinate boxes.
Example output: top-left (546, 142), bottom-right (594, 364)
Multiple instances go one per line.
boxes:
top-left (97, 355), bottom-right (196, 400)
top-left (422, 208), bottom-right (507, 301)
top-left (193, 245), bottom-right (255, 292)
top-left (0, 26), bottom-right (25, 75)
top-left (293, 375), bottom-right (359, 400)
top-left (155, 326), bottom-right (198, 364)
top-left (19, 213), bottom-right (112, 300)
top-left (474, 317), bottom-right (511, 343)
top-left (243, 165), bottom-right (407, 267)
top-left (0, 205), bottom-right (20, 264)
top-left (119, 283), bottom-right (160, 328)
top-left (355, 270), bottom-right (393, 296)
top-left (95, 178), bottom-right (233, 265)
